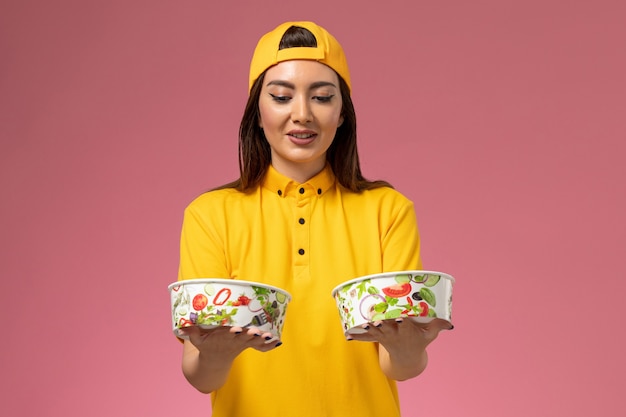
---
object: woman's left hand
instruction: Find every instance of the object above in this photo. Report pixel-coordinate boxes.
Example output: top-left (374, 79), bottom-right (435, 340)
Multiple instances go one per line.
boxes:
top-left (347, 317), bottom-right (452, 350)
top-left (347, 318), bottom-right (453, 380)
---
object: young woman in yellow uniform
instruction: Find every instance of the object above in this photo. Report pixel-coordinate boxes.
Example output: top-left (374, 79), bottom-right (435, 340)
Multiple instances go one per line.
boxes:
top-left (177, 21), bottom-right (451, 417)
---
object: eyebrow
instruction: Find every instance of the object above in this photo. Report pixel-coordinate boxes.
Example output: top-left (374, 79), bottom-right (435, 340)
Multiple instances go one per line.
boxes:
top-left (266, 80), bottom-right (338, 90)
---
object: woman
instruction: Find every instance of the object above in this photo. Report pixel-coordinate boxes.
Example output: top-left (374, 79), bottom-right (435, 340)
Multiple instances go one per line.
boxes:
top-left (177, 21), bottom-right (451, 416)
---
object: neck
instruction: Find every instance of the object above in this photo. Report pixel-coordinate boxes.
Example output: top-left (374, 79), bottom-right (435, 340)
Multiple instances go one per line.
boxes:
top-left (270, 159), bottom-right (326, 183)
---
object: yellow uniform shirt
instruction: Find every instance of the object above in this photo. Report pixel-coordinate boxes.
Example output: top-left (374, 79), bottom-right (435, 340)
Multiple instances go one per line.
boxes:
top-left (178, 164), bottom-right (422, 417)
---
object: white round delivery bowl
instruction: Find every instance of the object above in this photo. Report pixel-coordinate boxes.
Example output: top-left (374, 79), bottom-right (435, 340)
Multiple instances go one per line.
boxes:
top-left (168, 279), bottom-right (291, 341)
top-left (331, 270), bottom-right (454, 335)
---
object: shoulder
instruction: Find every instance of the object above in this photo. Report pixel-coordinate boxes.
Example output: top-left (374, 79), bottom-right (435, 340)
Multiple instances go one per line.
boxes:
top-left (187, 188), bottom-right (241, 206)
top-left (184, 187), bottom-right (253, 217)
top-left (364, 186), bottom-right (413, 202)
top-left (341, 185), bottom-right (414, 209)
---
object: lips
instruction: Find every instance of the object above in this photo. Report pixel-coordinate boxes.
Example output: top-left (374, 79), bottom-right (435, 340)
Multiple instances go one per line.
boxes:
top-left (287, 130), bottom-right (317, 145)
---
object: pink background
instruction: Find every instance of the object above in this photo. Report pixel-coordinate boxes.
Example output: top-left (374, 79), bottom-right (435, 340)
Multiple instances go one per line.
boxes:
top-left (1, 1), bottom-right (624, 416)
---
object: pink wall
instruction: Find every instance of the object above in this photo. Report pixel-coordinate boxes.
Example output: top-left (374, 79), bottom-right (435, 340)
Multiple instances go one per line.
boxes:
top-left (1, 1), bottom-right (624, 415)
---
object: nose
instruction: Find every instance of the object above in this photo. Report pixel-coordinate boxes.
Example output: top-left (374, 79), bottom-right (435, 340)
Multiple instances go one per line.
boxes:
top-left (291, 95), bottom-right (312, 123)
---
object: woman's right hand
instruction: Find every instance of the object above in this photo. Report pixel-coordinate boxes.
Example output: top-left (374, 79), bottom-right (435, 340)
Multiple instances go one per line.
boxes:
top-left (181, 325), bottom-right (282, 357)
top-left (180, 326), bottom-right (282, 394)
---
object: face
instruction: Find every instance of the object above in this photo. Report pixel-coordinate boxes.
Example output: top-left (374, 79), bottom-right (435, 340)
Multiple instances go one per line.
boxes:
top-left (258, 60), bottom-right (343, 183)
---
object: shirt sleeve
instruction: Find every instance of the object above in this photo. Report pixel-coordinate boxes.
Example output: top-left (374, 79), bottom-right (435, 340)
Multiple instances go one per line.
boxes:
top-left (177, 194), bottom-right (230, 281)
top-left (381, 195), bottom-right (422, 272)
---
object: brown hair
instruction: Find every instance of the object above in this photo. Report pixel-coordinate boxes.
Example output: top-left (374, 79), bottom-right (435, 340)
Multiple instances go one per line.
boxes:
top-left (216, 25), bottom-right (391, 192)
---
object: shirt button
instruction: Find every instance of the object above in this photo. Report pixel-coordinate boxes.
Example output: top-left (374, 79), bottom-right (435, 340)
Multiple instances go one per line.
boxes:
top-left (299, 187), bottom-right (305, 194)
top-left (317, 188), bottom-right (322, 195)
top-left (277, 190), bottom-right (282, 196)
top-left (298, 218), bottom-right (305, 225)
top-left (298, 248), bottom-right (305, 255)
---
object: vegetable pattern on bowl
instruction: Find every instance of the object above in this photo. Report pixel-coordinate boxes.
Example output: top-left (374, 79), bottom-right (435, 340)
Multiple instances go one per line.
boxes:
top-left (170, 281), bottom-right (290, 338)
top-left (333, 272), bottom-right (453, 333)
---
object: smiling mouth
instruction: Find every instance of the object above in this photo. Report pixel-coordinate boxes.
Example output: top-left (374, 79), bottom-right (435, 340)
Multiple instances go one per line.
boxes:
top-left (289, 133), bottom-right (316, 139)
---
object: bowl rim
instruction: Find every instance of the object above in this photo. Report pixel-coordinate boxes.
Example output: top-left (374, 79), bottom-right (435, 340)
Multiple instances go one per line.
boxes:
top-left (168, 278), bottom-right (292, 300)
top-left (331, 270), bottom-right (455, 297)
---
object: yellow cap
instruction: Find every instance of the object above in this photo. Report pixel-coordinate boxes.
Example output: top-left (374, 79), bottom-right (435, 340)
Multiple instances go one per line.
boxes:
top-left (248, 21), bottom-right (351, 93)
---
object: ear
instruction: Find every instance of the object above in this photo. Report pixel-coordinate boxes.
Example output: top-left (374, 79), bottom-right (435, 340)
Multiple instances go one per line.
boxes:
top-left (338, 115), bottom-right (344, 127)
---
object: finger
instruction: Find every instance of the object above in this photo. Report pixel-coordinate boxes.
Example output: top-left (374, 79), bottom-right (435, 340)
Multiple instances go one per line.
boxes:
top-left (230, 326), bottom-right (244, 334)
top-left (261, 332), bottom-right (276, 344)
top-left (253, 339), bottom-right (283, 352)
top-left (427, 319), bottom-right (454, 331)
top-left (179, 325), bottom-right (202, 341)
top-left (346, 334), bottom-right (376, 342)
top-left (355, 320), bottom-right (395, 339)
top-left (186, 327), bottom-right (211, 346)
top-left (345, 330), bottom-right (378, 342)
top-left (245, 327), bottom-right (262, 337)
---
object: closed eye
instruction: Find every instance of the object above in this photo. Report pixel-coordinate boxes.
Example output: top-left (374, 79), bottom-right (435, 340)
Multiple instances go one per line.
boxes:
top-left (269, 93), bottom-right (291, 103)
top-left (313, 95), bottom-right (335, 103)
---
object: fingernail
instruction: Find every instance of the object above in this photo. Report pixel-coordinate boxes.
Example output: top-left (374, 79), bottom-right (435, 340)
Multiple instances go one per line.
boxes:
top-left (234, 330), bottom-right (242, 334)
top-left (346, 337), bottom-right (353, 341)
top-left (264, 336), bottom-right (272, 340)
top-left (362, 325), bottom-right (370, 330)
top-left (395, 318), bottom-right (403, 323)
top-left (254, 333), bottom-right (261, 337)
top-left (275, 342), bottom-right (283, 347)
top-left (375, 322), bottom-right (383, 328)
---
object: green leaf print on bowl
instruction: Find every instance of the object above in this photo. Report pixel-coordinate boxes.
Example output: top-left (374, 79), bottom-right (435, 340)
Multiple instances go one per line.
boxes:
top-left (331, 271), bottom-right (454, 335)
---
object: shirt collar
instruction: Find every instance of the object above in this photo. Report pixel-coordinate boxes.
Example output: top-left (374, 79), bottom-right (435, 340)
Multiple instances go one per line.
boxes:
top-left (262, 164), bottom-right (336, 198)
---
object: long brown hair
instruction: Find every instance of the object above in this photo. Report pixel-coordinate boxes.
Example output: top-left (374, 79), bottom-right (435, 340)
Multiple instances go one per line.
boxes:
top-left (216, 25), bottom-right (392, 192)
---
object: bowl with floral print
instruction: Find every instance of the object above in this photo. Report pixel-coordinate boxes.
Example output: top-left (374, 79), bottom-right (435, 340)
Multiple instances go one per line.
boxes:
top-left (331, 270), bottom-right (454, 335)
top-left (169, 279), bottom-right (291, 341)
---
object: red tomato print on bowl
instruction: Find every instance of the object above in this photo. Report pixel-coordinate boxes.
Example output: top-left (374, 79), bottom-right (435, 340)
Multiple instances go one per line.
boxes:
top-left (231, 295), bottom-right (251, 307)
top-left (192, 294), bottom-right (208, 311)
top-left (382, 282), bottom-right (412, 298)
top-left (418, 301), bottom-right (429, 317)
